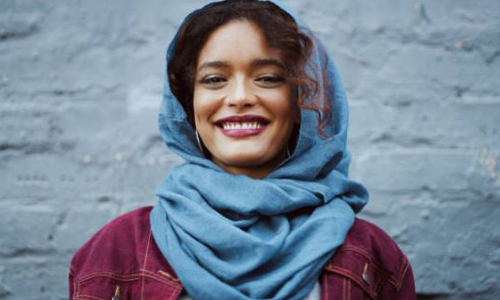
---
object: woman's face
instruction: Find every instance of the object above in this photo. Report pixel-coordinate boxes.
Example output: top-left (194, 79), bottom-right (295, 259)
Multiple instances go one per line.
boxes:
top-left (193, 20), bottom-right (298, 179)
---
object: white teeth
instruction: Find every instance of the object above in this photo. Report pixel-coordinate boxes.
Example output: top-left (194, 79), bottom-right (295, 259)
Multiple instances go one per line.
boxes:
top-left (222, 122), bottom-right (263, 130)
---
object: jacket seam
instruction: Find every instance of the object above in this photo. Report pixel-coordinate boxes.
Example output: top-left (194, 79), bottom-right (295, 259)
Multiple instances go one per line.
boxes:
top-left (142, 269), bottom-right (183, 288)
top-left (74, 271), bottom-right (182, 299)
top-left (77, 274), bottom-right (125, 300)
top-left (336, 245), bottom-right (395, 279)
top-left (74, 295), bottom-right (106, 300)
top-left (338, 245), bottom-right (371, 259)
top-left (327, 251), bottom-right (396, 283)
top-left (326, 266), bottom-right (376, 298)
top-left (394, 258), bottom-right (410, 291)
top-left (143, 228), bottom-right (152, 269)
top-left (79, 271), bottom-right (141, 283)
top-left (167, 290), bottom-right (179, 300)
top-left (371, 265), bottom-right (398, 288)
top-left (332, 244), bottom-right (407, 288)
top-left (76, 270), bottom-right (181, 289)
top-left (75, 273), bottom-right (80, 299)
top-left (141, 229), bottom-right (152, 300)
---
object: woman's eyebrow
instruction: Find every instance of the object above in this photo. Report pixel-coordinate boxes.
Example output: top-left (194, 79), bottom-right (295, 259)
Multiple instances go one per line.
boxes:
top-left (197, 59), bottom-right (285, 73)
top-left (197, 61), bottom-right (231, 72)
top-left (251, 59), bottom-right (285, 69)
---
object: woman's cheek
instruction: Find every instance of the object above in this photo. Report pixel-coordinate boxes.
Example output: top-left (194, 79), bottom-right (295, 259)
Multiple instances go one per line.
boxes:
top-left (194, 92), bottom-right (215, 121)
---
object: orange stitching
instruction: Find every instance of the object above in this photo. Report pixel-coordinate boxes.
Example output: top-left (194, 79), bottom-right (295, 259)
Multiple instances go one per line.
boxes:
top-left (157, 269), bottom-right (181, 283)
top-left (143, 229), bottom-right (152, 269)
top-left (76, 276), bottom-right (81, 298)
top-left (142, 271), bottom-right (174, 283)
top-left (73, 275), bottom-right (79, 298)
top-left (338, 245), bottom-right (370, 258)
top-left (78, 269), bottom-right (180, 287)
top-left (329, 247), bottom-right (395, 280)
top-left (327, 248), bottom-right (410, 298)
top-left (80, 272), bottom-right (140, 283)
top-left (395, 260), bottom-right (410, 291)
top-left (325, 266), bottom-right (374, 297)
top-left (141, 230), bottom-right (152, 300)
top-left (143, 269), bottom-right (182, 289)
top-left (75, 270), bottom-right (182, 299)
top-left (79, 271), bottom-right (140, 282)
top-left (325, 261), bottom-right (397, 285)
top-left (75, 294), bottom-right (107, 300)
top-left (167, 286), bottom-right (183, 300)
top-left (144, 269), bottom-right (173, 280)
top-left (388, 254), bottom-right (406, 289)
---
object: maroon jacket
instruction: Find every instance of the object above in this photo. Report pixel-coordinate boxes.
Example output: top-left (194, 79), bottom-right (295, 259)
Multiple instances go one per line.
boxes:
top-left (69, 207), bottom-right (416, 300)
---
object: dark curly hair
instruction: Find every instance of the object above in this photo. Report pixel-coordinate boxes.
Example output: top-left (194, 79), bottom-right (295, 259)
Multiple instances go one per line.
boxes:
top-left (167, 0), bottom-right (332, 136)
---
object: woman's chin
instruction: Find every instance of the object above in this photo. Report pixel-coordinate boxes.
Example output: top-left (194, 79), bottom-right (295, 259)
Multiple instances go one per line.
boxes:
top-left (211, 151), bottom-right (282, 176)
top-left (217, 155), bottom-right (267, 168)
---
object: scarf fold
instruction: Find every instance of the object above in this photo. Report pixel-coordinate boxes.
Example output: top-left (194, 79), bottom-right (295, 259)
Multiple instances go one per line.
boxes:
top-left (151, 1), bottom-right (369, 299)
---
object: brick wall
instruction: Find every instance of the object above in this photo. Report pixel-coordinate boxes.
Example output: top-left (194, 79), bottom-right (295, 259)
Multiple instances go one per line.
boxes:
top-left (0, 0), bottom-right (499, 299)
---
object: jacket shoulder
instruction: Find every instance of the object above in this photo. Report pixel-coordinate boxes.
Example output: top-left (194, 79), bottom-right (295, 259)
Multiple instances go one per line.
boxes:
top-left (69, 206), bottom-right (182, 299)
top-left (323, 218), bottom-right (416, 299)
top-left (344, 218), bottom-right (408, 268)
top-left (70, 207), bottom-right (152, 271)
top-left (70, 206), bottom-right (176, 280)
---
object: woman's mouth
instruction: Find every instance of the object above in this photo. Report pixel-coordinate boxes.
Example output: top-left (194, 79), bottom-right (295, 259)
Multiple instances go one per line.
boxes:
top-left (214, 115), bottom-right (269, 138)
top-left (221, 122), bottom-right (263, 130)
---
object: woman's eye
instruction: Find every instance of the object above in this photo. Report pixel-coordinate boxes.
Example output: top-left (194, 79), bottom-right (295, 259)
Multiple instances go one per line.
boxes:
top-left (200, 76), bottom-right (227, 86)
top-left (256, 75), bottom-right (285, 86)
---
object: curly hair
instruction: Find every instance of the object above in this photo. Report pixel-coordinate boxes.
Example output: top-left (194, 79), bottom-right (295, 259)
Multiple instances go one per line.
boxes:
top-left (167, 0), bottom-right (332, 136)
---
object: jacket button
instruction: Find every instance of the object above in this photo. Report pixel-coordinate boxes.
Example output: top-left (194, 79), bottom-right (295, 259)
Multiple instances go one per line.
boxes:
top-left (362, 272), bottom-right (370, 285)
top-left (362, 263), bottom-right (370, 286)
top-left (112, 285), bottom-right (121, 300)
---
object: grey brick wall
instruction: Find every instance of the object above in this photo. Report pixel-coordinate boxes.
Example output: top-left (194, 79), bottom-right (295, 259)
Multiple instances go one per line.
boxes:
top-left (0, 0), bottom-right (499, 299)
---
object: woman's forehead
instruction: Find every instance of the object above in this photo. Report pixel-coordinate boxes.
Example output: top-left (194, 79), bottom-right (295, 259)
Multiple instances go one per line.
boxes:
top-left (196, 20), bottom-right (283, 69)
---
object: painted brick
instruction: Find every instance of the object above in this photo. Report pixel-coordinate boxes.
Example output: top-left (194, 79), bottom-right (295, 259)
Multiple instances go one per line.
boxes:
top-left (0, 205), bottom-right (56, 256)
top-left (363, 198), bottom-right (500, 297)
top-left (53, 203), bottom-right (117, 252)
top-left (351, 149), bottom-right (475, 192)
top-left (349, 101), bottom-right (500, 149)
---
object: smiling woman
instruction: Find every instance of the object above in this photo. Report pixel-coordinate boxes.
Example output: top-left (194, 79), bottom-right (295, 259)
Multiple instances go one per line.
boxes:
top-left (193, 20), bottom-right (298, 178)
top-left (69, 1), bottom-right (416, 299)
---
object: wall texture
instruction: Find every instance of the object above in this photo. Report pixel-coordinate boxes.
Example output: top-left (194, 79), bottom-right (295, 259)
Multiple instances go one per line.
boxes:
top-left (1, 0), bottom-right (499, 299)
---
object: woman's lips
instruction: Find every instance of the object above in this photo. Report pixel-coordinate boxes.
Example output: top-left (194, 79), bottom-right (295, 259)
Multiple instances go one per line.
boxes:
top-left (214, 115), bottom-right (269, 138)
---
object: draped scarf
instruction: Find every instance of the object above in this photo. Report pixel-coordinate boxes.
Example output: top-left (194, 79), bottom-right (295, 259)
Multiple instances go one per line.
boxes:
top-left (151, 1), bottom-right (369, 299)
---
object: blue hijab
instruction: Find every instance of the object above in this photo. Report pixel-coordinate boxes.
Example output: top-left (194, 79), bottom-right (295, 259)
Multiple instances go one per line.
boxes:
top-left (150, 1), bottom-right (369, 299)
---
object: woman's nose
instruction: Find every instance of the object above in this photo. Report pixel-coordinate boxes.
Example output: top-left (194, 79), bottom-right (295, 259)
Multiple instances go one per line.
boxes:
top-left (226, 77), bottom-right (257, 107)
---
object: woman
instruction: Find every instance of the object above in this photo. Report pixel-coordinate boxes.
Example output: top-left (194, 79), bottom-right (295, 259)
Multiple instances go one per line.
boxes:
top-left (69, 1), bottom-right (416, 299)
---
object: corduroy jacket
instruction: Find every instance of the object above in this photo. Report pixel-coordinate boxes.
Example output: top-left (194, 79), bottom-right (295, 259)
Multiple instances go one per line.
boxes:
top-left (69, 207), bottom-right (416, 300)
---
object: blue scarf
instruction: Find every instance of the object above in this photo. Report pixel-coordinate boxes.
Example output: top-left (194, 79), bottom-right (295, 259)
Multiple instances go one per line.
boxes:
top-left (150, 1), bottom-right (369, 299)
